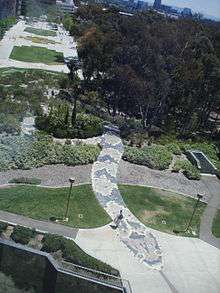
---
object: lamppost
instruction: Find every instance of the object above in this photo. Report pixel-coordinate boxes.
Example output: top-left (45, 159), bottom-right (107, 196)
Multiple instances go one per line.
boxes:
top-left (173, 193), bottom-right (203, 234)
top-left (64, 177), bottom-right (75, 222)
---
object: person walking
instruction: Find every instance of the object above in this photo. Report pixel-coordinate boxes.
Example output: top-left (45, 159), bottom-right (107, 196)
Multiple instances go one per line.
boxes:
top-left (111, 210), bottom-right (123, 229)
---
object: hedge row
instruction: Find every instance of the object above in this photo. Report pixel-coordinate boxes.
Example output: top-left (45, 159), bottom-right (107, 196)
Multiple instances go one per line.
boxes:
top-left (123, 145), bottom-right (173, 170)
top-left (0, 134), bottom-right (100, 171)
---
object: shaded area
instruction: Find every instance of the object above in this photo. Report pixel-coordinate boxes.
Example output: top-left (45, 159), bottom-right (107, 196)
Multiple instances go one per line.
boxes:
top-left (24, 27), bottom-right (57, 37)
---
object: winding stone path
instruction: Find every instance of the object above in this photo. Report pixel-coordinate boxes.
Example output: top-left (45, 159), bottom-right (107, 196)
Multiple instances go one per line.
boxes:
top-left (92, 131), bottom-right (162, 269)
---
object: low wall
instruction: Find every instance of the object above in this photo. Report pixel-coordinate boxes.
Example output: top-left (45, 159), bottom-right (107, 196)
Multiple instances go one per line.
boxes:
top-left (0, 239), bottom-right (127, 293)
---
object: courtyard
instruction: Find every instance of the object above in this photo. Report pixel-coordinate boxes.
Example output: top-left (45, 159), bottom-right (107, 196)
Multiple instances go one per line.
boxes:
top-left (0, 17), bottom-right (220, 293)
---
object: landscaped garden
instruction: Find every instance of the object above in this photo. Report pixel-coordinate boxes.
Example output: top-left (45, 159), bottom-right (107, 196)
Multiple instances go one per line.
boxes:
top-left (0, 185), bottom-right (110, 228)
top-left (120, 185), bottom-right (206, 237)
top-left (212, 209), bottom-right (220, 238)
top-left (24, 27), bottom-right (57, 37)
top-left (0, 222), bottom-right (119, 279)
top-left (23, 35), bottom-right (60, 44)
top-left (10, 46), bottom-right (64, 64)
top-left (0, 184), bottom-right (208, 237)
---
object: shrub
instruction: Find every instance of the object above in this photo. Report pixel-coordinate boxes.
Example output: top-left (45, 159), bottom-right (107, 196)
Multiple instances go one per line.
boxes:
top-left (172, 159), bottom-right (201, 180)
top-left (0, 221), bottom-right (8, 234)
top-left (0, 134), bottom-right (100, 171)
top-left (41, 234), bottom-right (64, 252)
top-left (75, 113), bottom-right (103, 138)
top-left (9, 177), bottom-right (41, 185)
top-left (183, 163), bottom-right (201, 180)
top-left (11, 226), bottom-right (37, 245)
top-left (165, 143), bottom-right (182, 155)
top-left (42, 234), bottom-right (119, 276)
top-left (123, 145), bottom-right (173, 170)
top-left (63, 144), bottom-right (100, 166)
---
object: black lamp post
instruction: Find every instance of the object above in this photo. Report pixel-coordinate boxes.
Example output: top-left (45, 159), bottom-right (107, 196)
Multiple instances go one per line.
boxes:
top-left (173, 193), bottom-right (203, 234)
top-left (64, 177), bottom-right (75, 222)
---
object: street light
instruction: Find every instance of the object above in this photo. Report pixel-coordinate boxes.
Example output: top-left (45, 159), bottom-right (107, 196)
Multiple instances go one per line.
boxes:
top-left (173, 193), bottom-right (203, 234)
top-left (63, 177), bottom-right (75, 222)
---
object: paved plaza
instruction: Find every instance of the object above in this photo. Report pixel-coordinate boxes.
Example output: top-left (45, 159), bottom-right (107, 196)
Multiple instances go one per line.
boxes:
top-left (0, 20), bottom-right (80, 74)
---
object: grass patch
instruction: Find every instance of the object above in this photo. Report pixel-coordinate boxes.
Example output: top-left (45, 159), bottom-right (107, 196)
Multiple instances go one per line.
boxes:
top-left (0, 185), bottom-right (110, 228)
top-left (10, 46), bottom-right (64, 65)
top-left (23, 36), bottom-right (60, 45)
top-left (24, 27), bottom-right (57, 37)
top-left (212, 209), bottom-right (220, 238)
top-left (120, 185), bottom-right (206, 237)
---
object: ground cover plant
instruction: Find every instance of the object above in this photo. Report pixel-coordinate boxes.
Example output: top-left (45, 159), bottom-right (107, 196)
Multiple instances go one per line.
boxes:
top-left (9, 177), bottom-right (41, 185)
top-left (23, 36), bottom-right (59, 44)
top-left (212, 209), bottom-right (220, 238)
top-left (41, 234), bottom-right (118, 275)
top-left (10, 46), bottom-right (64, 64)
top-left (0, 16), bottom-right (16, 40)
top-left (11, 225), bottom-right (37, 245)
top-left (24, 27), bottom-right (57, 37)
top-left (120, 185), bottom-right (206, 237)
top-left (122, 145), bottom-right (173, 170)
top-left (0, 185), bottom-right (110, 228)
top-left (172, 159), bottom-right (201, 180)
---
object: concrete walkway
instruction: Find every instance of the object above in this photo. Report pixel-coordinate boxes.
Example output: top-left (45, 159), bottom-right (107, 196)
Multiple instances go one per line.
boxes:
top-left (200, 177), bottom-right (220, 249)
top-left (0, 20), bottom-right (83, 76)
top-left (75, 224), bottom-right (220, 293)
top-left (0, 210), bottom-right (78, 239)
top-left (92, 132), bottom-right (162, 269)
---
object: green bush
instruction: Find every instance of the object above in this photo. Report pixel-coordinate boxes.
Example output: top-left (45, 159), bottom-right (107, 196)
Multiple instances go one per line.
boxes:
top-left (9, 177), bottom-right (41, 185)
top-left (75, 113), bottom-right (103, 138)
top-left (42, 234), bottom-right (119, 276)
top-left (172, 159), bottom-right (201, 180)
top-left (41, 234), bottom-right (64, 252)
top-left (11, 226), bottom-right (37, 245)
top-left (165, 143), bottom-right (182, 155)
top-left (0, 221), bottom-right (8, 234)
top-left (183, 163), bottom-right (201, 180)
top-left (63, 144), bottom-right (100, 166)
top-left (0, 134), bottom-right (100, 171)
top-left (123, 145), bottom-right (173, 170)
top-left (36, 111), bottom-right (103, 139)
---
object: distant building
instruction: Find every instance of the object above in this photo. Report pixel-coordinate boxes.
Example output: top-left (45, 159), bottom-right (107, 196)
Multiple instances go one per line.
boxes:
top-left (153, 0), bottom-right (161, 10)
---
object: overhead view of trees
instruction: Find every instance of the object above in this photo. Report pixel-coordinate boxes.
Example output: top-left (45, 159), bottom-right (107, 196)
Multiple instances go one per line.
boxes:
top-left (66, 5), bottom-right (220, 139)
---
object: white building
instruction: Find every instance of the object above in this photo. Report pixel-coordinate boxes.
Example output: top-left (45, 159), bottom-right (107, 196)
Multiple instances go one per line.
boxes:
top-left (56, 0), bottom-right (76, 14)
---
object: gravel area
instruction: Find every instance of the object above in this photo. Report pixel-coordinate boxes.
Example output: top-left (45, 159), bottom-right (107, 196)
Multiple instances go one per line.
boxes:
top-left (0, 164), bottom-right (91, 187)
top-left (118, 160), bottom-right (219, 202)
top-left (0, 160), bottom-right (219, 203)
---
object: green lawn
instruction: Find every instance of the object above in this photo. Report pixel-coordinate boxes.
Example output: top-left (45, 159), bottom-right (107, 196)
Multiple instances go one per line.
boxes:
top-left (24, 27), bottom-right (57, 37)
top-left (10, 46), bottom-right (64, 64)
top-left (120, 185), bottom-right (206, 237)
top-left (212, 209), bottom-right (220, 238)
top-left (0, 185), bottom-right (110, 228)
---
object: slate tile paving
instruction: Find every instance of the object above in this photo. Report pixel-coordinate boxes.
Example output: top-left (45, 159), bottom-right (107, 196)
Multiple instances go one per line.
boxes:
top-left (91, 131), bottom-right (163, 269)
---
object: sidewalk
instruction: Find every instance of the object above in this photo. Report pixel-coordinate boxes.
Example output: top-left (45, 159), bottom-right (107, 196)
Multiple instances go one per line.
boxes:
top-left (200, 177), bottom-right (220, 249)
top-left (0, 210), bottom-right (78, 239)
